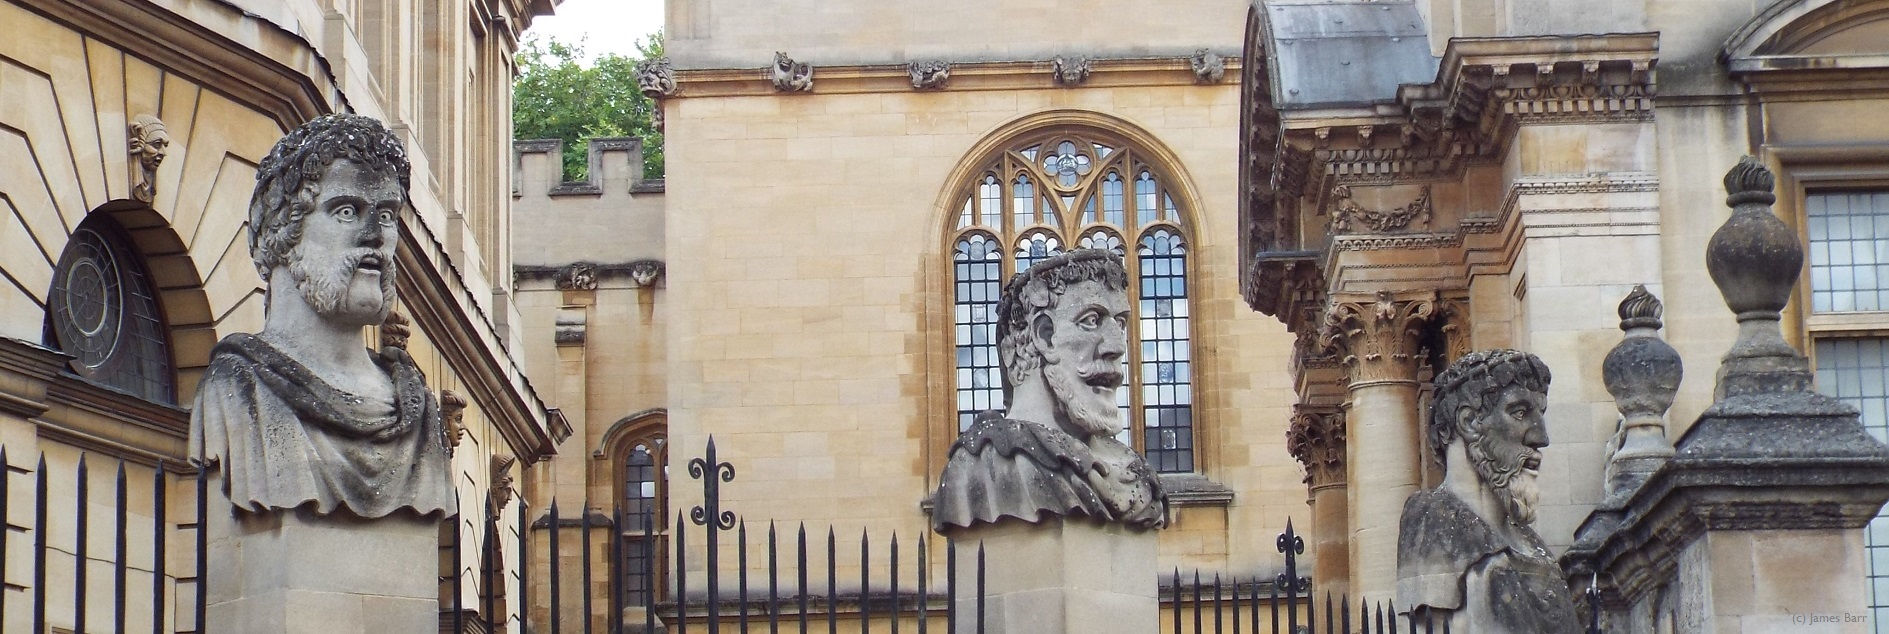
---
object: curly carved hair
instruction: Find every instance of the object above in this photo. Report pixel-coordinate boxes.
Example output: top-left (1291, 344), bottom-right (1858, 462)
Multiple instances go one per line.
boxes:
top-left (248, 113), bottom-right (411, 279)
top-left (994, 249), bottom-right (1129, 402)
top-left (1427, 349), bottom-right (1552, 466)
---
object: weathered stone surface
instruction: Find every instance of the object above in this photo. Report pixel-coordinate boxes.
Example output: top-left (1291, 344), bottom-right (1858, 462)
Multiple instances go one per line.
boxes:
top-left (1600, 285), bottom-right (1681, 505)
top-left (950, 517), bottom-right (1158, 634)
top-left (933, 249), bottom-right (1168, 533)
top-left (1397, 349), bottom-right (1578, 633)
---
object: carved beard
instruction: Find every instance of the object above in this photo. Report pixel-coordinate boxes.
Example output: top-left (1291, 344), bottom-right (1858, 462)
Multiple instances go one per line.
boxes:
top-left (1467, 432), bottom-right (1542, 526)
top-left (290, 247), bottom-right (395, 323)
top-left (1045, 358), bottom-right (1124, 438)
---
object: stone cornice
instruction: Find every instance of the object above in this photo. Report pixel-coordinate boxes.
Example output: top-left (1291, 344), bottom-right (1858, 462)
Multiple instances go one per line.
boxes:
top-left (399, 227), bottom-right (562, 464)
top-left (21, 0), bottom-right (344, 129)
top-left (671, 56), bottom-right (1240, 98)
top-left (1239, 33), bottom-right (1659, 316)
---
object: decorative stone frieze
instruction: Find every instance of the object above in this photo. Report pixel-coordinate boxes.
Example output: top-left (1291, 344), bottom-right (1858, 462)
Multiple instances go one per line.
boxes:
top-left (1329, 185), bottom-right (1431, 233)
top-left (770, 52), bottom-right (813, 92)
top-left (1051, 55), bottom-right (1091, 86)
top-left (1189, 48), bottom-right (1225, 84)
top-left (1321, 291), bottom-right (1437, 385)
top-left (128, 114), bottom-right (169, 203)
top-left (1286, 406), bottom-right (1345, 488)
top-left (556, 262), bottom-right (599, 291)
top-left (908, 60), bottom-right (950, 90)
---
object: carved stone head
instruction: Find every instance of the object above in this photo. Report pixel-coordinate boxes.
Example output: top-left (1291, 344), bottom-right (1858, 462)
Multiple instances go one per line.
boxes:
top-left (1430, 349), bottom-right (1553, 525)
top-left (248, 114), bottom-right (411, 326)
top-left (628, 260), bottom-right (664, 288)
top-left (1190, 48), bottom-right (1225, 84)
top-left (996, 249), bottom-right (1130, 438)
top-left (128, 114), bottom-right (170, 203)
top-left (635, 57), bottom-right (676, 99)
top-left (771, 52), bottom-right (813, 92)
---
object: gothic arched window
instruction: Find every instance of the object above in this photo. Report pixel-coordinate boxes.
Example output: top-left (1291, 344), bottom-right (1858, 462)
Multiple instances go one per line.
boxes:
top-left (45, 216), bottom-right (175, 404)
top-left (603, 412), bottom-right (667, 608)
top-left (947, 129), bottom-right (1197, 472)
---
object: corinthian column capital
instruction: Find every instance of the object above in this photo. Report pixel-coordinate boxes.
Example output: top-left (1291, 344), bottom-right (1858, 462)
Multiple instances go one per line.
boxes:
top-left (1286, 405), bottom-right (1347, 489)
top-left (1319, 290), bottom-right (1437, 386)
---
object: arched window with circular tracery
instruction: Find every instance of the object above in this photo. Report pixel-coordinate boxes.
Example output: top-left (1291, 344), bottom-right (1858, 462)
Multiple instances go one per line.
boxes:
top-left (45, 215), bottom-right (175, 404)
top-left (947, 129), bottom-right (1197, 473)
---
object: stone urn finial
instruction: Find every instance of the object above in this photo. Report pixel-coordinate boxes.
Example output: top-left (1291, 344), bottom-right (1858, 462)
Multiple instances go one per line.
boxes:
top-left (1600, 285), bottom-right (1680, 502)
top-left (1704, 156), bottom-right (1811, 397)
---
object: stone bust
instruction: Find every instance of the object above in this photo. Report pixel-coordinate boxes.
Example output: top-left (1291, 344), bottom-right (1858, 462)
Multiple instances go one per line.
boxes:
top-left (188, 113), bottom-right (454, 519)
top-left (932, 250), bottom-right (1168, 532)
top-left (1397, 349), bottom-right (1578, 633)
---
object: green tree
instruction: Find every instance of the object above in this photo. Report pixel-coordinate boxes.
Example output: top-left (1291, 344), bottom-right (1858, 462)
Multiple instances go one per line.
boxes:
top-left (512, 32), bottom-right (664, 180)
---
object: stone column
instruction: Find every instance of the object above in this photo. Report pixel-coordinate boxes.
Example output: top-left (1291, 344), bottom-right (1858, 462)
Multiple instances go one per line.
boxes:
top-left (1322, 290), bottom-right (1434, 603)
top-left (1287, 405), bottom-right (1349, 600)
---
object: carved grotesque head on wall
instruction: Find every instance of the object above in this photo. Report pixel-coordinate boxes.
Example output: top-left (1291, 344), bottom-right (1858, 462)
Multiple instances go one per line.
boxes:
top-left (248, 114), bottom-right (411, 326)
top-left (1430, 349), bottom-right (1553, 525)
top-left (996, 249), bottom-right (1130, 439)
top-left (128, 115), bottom-right (170, 203)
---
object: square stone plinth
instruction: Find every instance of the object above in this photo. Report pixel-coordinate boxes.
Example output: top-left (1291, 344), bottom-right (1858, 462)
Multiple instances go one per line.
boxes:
top-left (947, 518), bottom-right (1158, 634)
top-left (205, 489), bottom-right (441, 633)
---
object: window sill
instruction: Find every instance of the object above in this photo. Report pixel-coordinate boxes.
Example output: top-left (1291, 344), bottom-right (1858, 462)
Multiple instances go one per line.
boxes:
top-left (1160, 473), bottom-right (1234, 507)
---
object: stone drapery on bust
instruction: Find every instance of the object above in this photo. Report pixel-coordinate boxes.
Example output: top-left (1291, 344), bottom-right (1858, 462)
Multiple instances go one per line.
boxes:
top-left (189, 114), bottom-right (453, 518)
top-left (932, 250), bottom-right (1168, 532)
top-left (1396, 349), bottom-right (1578, 633)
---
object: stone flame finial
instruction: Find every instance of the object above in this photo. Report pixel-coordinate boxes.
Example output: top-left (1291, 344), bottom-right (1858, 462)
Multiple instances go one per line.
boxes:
top-left (1723, 155), bottom-right (1777, 207)
top-left (1600, 285), bottom-right (1680, 502)
top-left (1704, 156), bottom-right (1809, 397)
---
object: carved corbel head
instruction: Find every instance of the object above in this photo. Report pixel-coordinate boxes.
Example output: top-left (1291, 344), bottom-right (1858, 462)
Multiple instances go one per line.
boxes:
top-left (628, 259), bottom-right (665, 288)
top-left (128, 114), bottom-right (170, 203)
top-left (1051, 55), bottom-right (1091, 86)
top-left (1190, 49), bottom-right (1225, 84)
top-left (489, 454), bottom-right (518, 513)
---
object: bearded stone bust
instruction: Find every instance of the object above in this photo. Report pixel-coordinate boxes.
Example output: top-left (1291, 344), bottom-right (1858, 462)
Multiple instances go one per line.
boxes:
top-left (1397, 349), bottom-right (1578, 633)
top-left (189, 114), bottom-right (453, 519)
top-left (932, 250), bottom-right (1168, 532)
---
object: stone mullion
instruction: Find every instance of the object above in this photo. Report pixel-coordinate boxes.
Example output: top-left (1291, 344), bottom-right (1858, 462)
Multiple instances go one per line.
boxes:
top-left (1321, 290), bottom-right (1434, 604)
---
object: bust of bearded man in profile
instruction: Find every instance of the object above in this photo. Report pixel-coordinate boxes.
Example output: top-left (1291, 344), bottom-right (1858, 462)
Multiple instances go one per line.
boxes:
top-left (932, 249), bottom-right (1168, 532)
top-left (189, 113), bottom-right (453, 519)
top-left (1397, 349), bottom-right (1578, 634)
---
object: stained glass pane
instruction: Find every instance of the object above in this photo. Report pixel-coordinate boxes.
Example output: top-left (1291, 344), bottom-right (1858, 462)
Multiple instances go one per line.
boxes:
top-left (1138, 229), bottom-right (1192, 473)
top-left (978, 175), bottom-right (1001, 228)
top-left (1136, 172), bottom-right (1158, 227)
top-left (955, 235), bottom-right (1004, 431)
top-left (1102, 172), bottom-right (1124, 226)
top-left (1014, 175), bottom-right (1036, 229)
top-left (1809, 191), bottom-right (1889, 313)
top-left (1015, 233), bottom-right (1064, 273)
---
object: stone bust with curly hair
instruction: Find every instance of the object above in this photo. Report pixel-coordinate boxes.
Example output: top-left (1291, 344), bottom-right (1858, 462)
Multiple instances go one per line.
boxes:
top-left (1397, 349), bottom-right (1578, 633)
top-left (933, 249), bottom-right (1168, 532)
top-left (191, 113), bottom-right (452, 520)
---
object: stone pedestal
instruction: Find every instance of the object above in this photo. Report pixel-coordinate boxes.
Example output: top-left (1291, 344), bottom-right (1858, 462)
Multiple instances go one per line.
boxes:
top-left (205, 480), bottom-right (442, 633)
top-left (948, 518), bottom-right (1157, 634)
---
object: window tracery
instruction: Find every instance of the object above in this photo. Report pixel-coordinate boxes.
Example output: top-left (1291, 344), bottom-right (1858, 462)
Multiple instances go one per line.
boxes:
top-left (946, 129), bottom-right (1198, 472)
top-left (46, 217), bottom-right (174, 404)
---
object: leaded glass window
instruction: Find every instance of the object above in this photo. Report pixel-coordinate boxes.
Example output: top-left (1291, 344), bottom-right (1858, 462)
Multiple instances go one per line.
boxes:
top-left (617, 433), bottom-right (667, 607)
top-left (946, 129), bottom-right (1197, 471)
top-left (1809, 191), bottom-right (1889, 312)
top-left (46, 218), bottom-right (174, 404)
top-left (1814, 339), bottom-right (1889, 629)
top-left (954, 234), bottom-right (1002, 431)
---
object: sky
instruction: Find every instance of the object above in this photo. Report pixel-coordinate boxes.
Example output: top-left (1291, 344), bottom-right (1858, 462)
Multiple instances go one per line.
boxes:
top-left (525, 0), bottom-right (664, 62)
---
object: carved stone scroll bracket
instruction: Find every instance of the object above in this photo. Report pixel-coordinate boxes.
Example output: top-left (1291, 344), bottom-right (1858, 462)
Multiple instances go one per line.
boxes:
top-left (1190, 49), bottom-right (1225, 84)
top-left (128, 114), bottom-right (169, 204)
top-left (909, 60), bottom-right (951, 90)
top-left (1051, 55), bottom-right (1092, 86)
top-left (770, 52), bottom-right (814, 92)
top-left (1321, 290), bottom-right (1438, 386)
top-left (1287, 405), bottom-right (1347, 489)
